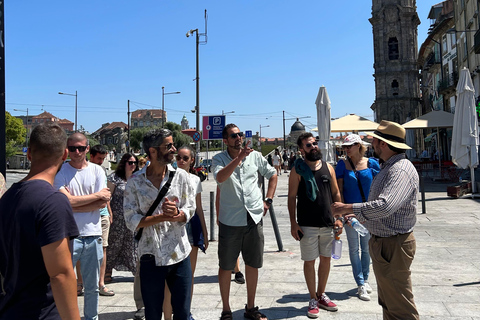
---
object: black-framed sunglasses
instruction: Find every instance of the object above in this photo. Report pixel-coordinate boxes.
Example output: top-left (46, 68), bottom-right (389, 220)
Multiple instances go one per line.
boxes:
top-left (176, 155), bottom-right (190, 162)
top-left (305, 141), bottom-right (318, 148)
top-left (343, 143), bottom-right (359, 150)
top-left (127, 161), bottom-right (137, 165)
top-left (229, 132), bottom-right (244, 139)
top-left (68, 146), bottom-right (87, 152)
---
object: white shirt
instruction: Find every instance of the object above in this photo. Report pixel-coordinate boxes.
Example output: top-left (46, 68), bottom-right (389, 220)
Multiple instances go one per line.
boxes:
top-left (54, 162), bottom-right (106, 236)
top-left (124, 165), bottom-right (195, 266)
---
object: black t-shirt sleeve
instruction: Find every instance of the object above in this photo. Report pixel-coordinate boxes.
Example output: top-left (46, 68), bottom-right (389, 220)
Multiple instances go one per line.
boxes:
top-left (36, 192), bottom-right (79, 247)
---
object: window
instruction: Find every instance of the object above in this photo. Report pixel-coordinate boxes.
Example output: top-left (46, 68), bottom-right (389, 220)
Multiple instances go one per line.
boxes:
top-left (464, 37), bottom-right (468, 59)
top-left (388, 37), bottom-right (399, 60)
top-left (133, 121), bottom-right (137, 127)
top-left (392, 80), bottom-right (399, 96)
top-left (108, 137), bottom-right (113, 144)
top-left (139, 121), bottom-right (144, 127)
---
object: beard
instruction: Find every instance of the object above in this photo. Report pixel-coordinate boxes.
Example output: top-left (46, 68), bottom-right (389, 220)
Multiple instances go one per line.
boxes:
top-left (157, 151), bottom-right (175, 165)
top-left (305, 149), bottom-right (322, 161)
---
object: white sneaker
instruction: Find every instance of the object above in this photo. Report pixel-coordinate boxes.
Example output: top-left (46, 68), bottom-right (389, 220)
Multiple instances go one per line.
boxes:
top-left (364, 282), bottom-right (373, 294)
top-left (358, 285), bottom-right (371, 301)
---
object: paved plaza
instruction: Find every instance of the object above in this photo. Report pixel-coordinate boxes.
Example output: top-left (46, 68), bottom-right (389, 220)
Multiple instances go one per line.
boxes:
top-left (5, 169), bottom-right (480, 319)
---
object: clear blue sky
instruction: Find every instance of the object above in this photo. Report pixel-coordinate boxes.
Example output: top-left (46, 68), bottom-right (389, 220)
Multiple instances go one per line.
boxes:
top-left (5, 1), bottom-right (434, 139)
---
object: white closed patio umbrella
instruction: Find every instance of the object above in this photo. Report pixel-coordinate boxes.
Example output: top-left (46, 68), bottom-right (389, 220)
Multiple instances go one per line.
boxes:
top-left (315, 86), bottom-right (332, 162)
top-left (452, 68), bottom-right (479, 196)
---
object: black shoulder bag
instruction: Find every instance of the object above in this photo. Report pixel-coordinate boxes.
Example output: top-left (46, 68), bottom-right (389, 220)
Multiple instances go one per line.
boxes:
top-left (134, 170), bottom-right (176, 241)
top-left (347, 157), bottom-right (366, 202)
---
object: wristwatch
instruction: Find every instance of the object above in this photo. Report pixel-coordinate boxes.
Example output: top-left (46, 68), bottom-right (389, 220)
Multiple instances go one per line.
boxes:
top-left (264, 197), bottom-right (273, 206)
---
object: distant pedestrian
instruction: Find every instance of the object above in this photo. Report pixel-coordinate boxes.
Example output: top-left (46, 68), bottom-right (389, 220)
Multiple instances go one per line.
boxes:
top-left (332, 120), bottom-right (420, 320)
top-left (272, 149), bottom-right (282, 175)
top-left (0, 123), bottom-right (80, 319)
top-left (213, 124), bottom-right (277, 320)
top-left (288, 132), bottom-right (342, 318)
top-left (335, 134), bottom-right (380, 301)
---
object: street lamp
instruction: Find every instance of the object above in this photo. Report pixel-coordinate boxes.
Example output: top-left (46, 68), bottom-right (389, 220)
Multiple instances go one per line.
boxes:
top-left (186, 9), bottom-right (208, 166)
top-left (162, 86), bottom-right (181, 127)
top-left (13, 108), bottom-right (28, 147)
top-left (259, 124), bottom-right (270, 153)
top-left (58, 91), bottom-right (78, 132)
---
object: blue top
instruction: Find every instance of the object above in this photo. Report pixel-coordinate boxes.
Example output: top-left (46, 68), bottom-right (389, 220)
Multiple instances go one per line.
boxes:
top-left (335, 158), bottom-right (380, 204)
top-left (213, 150), bottom-right (276, 226)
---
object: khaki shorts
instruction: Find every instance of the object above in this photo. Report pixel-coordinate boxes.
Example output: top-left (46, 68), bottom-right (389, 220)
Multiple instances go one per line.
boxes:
top-left (101, 215), bottom-right (110, 247)
top-left (299, 226), bottom-right (333, 261)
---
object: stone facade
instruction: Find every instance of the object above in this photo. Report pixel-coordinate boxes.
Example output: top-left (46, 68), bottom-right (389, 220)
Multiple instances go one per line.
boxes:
top-left (370, 0), bottom-right (421, 125)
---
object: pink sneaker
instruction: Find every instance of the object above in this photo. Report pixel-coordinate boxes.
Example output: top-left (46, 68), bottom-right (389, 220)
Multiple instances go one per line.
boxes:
top-left (317, 293), bottom-right (338, 311)
top-left (307, 298), bottom-right (319, 318)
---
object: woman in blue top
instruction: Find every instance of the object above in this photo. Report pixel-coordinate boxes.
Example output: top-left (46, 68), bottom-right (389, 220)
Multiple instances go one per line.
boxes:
top-left (335, 134), bottom-right (380, 302)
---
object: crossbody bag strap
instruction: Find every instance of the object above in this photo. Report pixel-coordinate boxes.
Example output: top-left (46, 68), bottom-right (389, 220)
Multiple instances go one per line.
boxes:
top-left (347, 157), bottom-right (366, 202)
top-left (134, 170), bottom-right (176, 241)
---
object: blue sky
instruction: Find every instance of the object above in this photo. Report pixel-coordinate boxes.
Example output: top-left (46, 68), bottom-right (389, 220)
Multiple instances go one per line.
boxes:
top-left (6, 1), bottom-right (434, 139)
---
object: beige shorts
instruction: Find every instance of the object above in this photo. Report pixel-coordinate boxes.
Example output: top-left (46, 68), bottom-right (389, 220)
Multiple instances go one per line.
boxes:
top-left (101, 215), bottom-right (110, 247)
top-left (299, 226), bottom-right (334, 261)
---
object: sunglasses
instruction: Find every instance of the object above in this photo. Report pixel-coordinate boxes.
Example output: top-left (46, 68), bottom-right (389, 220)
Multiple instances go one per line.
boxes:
top-left (229, 132), bottom-right (244, 139)
top-left (68, 146), bottom-right (87, 152)
top-left (305, 142), bottom-right (318, 148)
top-left (176, 155), bottom-right (190, 162)
top-left (343, 143), bottom-right (359, 150)
top-left (154, 143), bottom-right (175, 151)
top-left (127, 161), bottom-right (137, 165)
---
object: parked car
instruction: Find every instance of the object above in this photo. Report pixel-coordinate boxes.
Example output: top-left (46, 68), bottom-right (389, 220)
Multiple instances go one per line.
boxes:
top-left (200, 159), bottom-right (213, 172)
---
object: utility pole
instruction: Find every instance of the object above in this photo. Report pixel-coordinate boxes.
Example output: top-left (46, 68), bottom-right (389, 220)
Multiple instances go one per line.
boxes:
top-left (127, 100), bottom-right (131, 152)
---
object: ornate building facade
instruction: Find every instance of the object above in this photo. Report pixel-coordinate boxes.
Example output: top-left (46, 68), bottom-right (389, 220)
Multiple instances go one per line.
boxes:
top-left (370, 0), bottom-right (422, 125)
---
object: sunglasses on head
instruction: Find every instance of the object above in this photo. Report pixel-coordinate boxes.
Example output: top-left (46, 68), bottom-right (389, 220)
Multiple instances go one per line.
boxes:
top-left (229, 132), bottom-right (244, 139)
top-left (343, 143), bottom-right (359, 150)
top-left (127, 161), bottom-right (137, 165)
top-left (305, 141), bottom-right (318, 148)
top-left (68, 146), bottom-right (87, 152)
top-left (176, 155), bottom-right (190, 162)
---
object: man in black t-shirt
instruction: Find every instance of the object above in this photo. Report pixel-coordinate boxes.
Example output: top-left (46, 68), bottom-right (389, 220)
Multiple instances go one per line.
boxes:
top-left (0, 123), bottom-right (80, 320)
top-left (288, 132), bottom-right (343, 319)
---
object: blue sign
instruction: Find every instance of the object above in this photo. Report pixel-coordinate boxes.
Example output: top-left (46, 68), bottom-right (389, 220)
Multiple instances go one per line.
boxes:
top-left (192, 131), bottom-right (201, 142)
top-left (245, 130), bottom-right (252, 138)
top-left (22, 147), bottom-right (28, 154)
top-left (203, 115), bottom-right (226, 140)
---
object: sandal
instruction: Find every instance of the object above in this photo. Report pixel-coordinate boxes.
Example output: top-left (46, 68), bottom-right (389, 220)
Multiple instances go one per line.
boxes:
top-left (220, 310), bottom-right (232, 320)
top-left (244, 306), bottom-right (268, 320)
top-left (77, 283), bottom-right (84, 296)
top-left (99, 285), bottom-right (115, 296)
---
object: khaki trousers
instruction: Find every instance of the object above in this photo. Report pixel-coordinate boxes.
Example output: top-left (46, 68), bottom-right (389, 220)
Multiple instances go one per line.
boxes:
top-left (134, 260), bottom-right (144, 310)
top-left (369, 232), bottom-right (419, 320)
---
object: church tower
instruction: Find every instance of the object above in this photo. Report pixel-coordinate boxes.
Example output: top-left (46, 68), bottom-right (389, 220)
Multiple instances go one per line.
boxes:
top-left (370, 0), bottom-right (421, 125)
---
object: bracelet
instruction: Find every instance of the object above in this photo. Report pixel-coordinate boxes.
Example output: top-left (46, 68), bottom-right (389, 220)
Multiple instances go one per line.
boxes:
top-left (335, 217), bottom-right (344, 223)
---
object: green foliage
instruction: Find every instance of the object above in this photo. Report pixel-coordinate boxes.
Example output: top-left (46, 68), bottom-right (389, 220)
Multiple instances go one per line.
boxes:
top-left (260, 144), bottom-right (278, 156)
top-left (5, 111), bottom-right (26, 146)
top-left (87, 135), bottom-right (100, 148)
top-left (129, 122), bottom-right (193, 152)
top-left (129, 127), bottom-right (151, 151)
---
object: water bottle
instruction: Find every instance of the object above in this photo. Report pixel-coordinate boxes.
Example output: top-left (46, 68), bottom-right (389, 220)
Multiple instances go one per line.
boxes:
top-left (331, 234), bottom-right (342, 260)
top-left (349, 217), bottom-right (368, 237)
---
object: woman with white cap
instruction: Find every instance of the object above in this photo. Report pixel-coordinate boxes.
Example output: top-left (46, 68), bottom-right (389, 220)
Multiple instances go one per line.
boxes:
top-left (334, 134), bottom-right (380, 301)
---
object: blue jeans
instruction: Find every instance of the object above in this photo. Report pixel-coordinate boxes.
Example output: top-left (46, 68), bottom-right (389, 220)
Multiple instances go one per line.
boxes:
top-left (73, 236), bottom-right (103, 320)
top-left (140, 254), bottom-right (192, 320)
top-left (345, 225), bottom-right (370, 286)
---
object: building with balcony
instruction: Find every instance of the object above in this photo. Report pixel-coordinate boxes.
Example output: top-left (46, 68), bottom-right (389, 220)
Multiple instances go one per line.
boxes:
top-left (131, 109), bottom-right (165, 128)
top-left (91, 122), bottom-right (129, 152)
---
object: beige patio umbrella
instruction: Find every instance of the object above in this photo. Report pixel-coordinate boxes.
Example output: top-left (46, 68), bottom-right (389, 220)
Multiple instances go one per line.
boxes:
top-left (402, 110), bottom-right (455, 178)
top-left (312, 114), bottom-right (379, 133)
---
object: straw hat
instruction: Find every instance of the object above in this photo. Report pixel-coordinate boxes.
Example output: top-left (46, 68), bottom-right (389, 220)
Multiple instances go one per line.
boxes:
top-left (365, 120), bottom-right (411, 150)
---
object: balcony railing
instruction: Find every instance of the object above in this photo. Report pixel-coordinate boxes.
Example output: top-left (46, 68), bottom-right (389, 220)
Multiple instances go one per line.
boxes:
top-left (438, 72), bottom-right (459, 92)
top-left (474, 29), bottom-right (480, 54)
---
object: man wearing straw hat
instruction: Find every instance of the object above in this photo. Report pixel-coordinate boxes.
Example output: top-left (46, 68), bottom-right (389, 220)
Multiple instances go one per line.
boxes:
top-left (331, 120), bottom-right (419, 320)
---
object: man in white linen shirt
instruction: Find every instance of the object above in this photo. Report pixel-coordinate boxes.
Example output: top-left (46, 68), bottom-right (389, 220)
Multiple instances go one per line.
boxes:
top-left (124, 128), bottom-right (195, 319)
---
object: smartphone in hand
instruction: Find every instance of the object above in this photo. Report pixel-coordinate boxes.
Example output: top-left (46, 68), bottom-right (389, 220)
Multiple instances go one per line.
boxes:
top-left (297, 230), bottom-right (304, 240)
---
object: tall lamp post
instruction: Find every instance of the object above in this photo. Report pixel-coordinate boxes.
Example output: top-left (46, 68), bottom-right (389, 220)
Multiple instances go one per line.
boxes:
top-left (162, 86), bottom-right (181, 127)
top-left (259, 124), bottom-right (270, 153)
top-left (186, 9), bottom-right (208, 166)
top-left (13, 108), bottom-right (28, 147)
top-left (58, 91), bottom-right (78, 132)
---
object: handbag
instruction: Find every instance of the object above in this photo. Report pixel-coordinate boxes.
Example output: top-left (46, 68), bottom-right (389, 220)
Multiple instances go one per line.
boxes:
top-left (134, 169), bottom-right (176, 241)
top-left (347, 157), bottom-right (367, 202)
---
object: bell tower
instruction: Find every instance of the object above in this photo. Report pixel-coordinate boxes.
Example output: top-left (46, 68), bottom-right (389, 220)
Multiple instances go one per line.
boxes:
top-left (370, 0), bottom-right (421, 124)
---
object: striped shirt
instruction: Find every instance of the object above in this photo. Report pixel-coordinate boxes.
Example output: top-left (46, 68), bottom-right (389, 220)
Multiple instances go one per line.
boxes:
top-left (352, 154), bottom-right (419, 237)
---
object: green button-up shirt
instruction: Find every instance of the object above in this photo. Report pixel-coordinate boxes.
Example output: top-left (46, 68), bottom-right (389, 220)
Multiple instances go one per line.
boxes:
top-left (213, 150), bottom-right (276, 226)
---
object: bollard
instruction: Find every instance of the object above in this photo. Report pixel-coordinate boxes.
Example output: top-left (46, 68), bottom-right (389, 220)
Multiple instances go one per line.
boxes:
top-left (420, 175), bottom-right (426, 214)
top-left (268, 204), bottom-right (284, 252)
top-left (209, 191), bottom-right (215, 241)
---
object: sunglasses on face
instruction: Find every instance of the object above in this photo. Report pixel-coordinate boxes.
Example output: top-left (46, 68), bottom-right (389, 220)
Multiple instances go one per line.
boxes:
top-left (229, 132), bottom-right (244, 139)
top-left (305, 141), bottom-right (318, 148)
top-left (127, 161), bottom-right (137, 165)
top-left (343, 143), bottom-right (359, 150)
top-left (68, 146), bottom-right (87, 152)
top-left (176, 155), bottom-right (190, 162)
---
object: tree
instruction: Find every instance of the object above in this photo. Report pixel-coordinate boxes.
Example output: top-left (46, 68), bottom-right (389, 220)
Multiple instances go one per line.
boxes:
top-left (164, 122), bottom-right (193, 148)
top-left (5, 111), bottom-right (26, 158)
